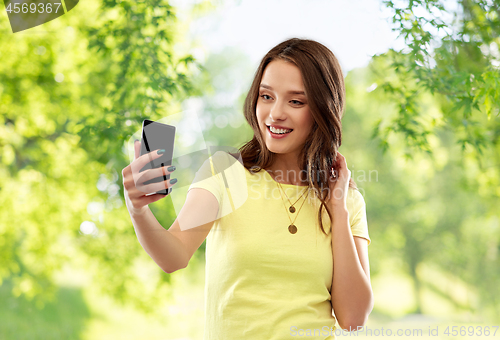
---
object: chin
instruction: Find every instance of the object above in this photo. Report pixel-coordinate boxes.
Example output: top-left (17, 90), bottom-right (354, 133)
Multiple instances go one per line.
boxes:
top-left (266, 144), bottom-right (292, 155)
top-left (264, 142), bottom-right (280, 153)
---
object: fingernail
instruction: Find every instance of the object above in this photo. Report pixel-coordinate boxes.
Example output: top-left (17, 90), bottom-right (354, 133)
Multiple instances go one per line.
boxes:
top-left (169, 178), bottom-right (177, 184)
top-left (167, 166), bottom-right (176, 172)
top-left (134, 139), bottom-right (139, 143)
top-left (157, 149), bottom-right (165, 155)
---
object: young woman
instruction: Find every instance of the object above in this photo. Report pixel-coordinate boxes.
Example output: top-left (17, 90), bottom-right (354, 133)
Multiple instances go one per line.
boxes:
top-left (122, 38), bottom-right (373, 339)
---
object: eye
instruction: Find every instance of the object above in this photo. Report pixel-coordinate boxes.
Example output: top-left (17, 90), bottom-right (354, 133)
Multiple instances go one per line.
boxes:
top-left (291, 100), bottom-right (303, 105)
top-left (260, 94), bottom-right (272, 100)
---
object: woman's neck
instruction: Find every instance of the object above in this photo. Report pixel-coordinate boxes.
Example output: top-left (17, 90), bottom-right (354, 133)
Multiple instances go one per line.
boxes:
top-left (265, 157), bottom-right (308, 186)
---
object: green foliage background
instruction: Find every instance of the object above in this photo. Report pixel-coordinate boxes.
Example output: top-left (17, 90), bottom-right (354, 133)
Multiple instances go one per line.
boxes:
top-left (0, 0), bottom-right (499, 338)
top-left (0, 0), bottom-right (208, 316)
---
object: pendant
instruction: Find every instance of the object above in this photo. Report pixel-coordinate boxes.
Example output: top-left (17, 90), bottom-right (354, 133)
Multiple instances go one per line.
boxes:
top-left (288, 224), bottom-right (297, 234)
top-left (289, 206), bottom-right (296, 213)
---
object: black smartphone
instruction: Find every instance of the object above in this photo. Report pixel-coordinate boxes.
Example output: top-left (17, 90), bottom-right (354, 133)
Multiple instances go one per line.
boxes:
top-left (139, 119), bottom-right (176, 195)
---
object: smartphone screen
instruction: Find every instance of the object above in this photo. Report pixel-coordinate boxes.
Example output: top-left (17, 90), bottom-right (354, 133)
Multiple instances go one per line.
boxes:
top-left (139, 119), bottom-right (176, 195)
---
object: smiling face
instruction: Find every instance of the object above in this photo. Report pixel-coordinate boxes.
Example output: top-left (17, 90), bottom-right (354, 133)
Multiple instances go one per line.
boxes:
top-left (256, 59), bottom-right (314, 157)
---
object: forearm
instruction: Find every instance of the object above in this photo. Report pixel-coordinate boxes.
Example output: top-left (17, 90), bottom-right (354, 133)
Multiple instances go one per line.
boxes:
top-left (330, 206), bottom-right (373, 329)
top-left (129, 206), bottom-right (188, 273)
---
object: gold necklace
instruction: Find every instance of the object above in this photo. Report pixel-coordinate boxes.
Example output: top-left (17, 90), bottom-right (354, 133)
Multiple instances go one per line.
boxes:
top-left (276, 182), bottom-right (309, 213)
top-left (276, 181), bottom-right (310, 234)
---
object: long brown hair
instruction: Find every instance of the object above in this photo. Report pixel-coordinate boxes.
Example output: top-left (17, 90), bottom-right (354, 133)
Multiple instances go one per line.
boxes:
top-left (236, 38), bottom-right (358, 236)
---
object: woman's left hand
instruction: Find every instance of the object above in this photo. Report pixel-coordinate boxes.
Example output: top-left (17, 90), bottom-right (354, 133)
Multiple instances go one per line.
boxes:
top-left (327, 151), bottom-right (351, 210)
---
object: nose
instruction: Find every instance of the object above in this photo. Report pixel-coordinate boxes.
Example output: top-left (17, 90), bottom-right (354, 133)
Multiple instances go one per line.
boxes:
top-left (269, 98), bottom-right (287, 121)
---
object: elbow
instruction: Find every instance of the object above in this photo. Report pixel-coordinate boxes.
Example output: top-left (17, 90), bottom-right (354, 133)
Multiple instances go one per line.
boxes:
top-left (338, 292), bottom-right (374, 332)
top-left (162, 259), bottom-right (188, 274)
top-left (163, 267), bottom-right (175, 274)
top-left (160, 253), bottom-right (190, 274)
top-left (162, 263), bottom-right (187, 274)
top-left (338, 314), bottom-right (369, 332)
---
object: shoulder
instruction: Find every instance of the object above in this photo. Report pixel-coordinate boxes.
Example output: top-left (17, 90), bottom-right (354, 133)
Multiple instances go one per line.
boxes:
top-left (211, 151), bottom-right (247, 187)
top-left (211, 151), bottom-right (242, 169)
top-left (346, 188), bottom-right (366, 215)
top-left (350, 188), bottom-right (365, 205)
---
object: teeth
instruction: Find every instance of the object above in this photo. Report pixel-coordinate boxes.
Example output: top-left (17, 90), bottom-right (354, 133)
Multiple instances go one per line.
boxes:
top-left (270, 126), bottom-right (292, 134)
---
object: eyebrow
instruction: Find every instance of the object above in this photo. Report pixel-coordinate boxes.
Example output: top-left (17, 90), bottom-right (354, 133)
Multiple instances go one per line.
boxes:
top-left (259, 84), bottom-right (306, 96)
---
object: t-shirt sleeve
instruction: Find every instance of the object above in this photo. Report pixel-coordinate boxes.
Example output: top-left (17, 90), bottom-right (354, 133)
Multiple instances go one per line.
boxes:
top-left (348, 189), bottom-right (371, 246)
top-left (187, 153), bottom-right (224, 211)
top-left (186, 151), bottom-right (248, 221)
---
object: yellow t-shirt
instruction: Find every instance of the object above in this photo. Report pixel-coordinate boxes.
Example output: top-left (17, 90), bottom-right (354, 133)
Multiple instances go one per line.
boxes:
top-left (187, 151), bottom-right (371, 340)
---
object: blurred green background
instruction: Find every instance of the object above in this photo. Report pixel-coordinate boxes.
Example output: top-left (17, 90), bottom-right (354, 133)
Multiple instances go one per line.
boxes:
top-left (0, 0), bottom-right (499, 339)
